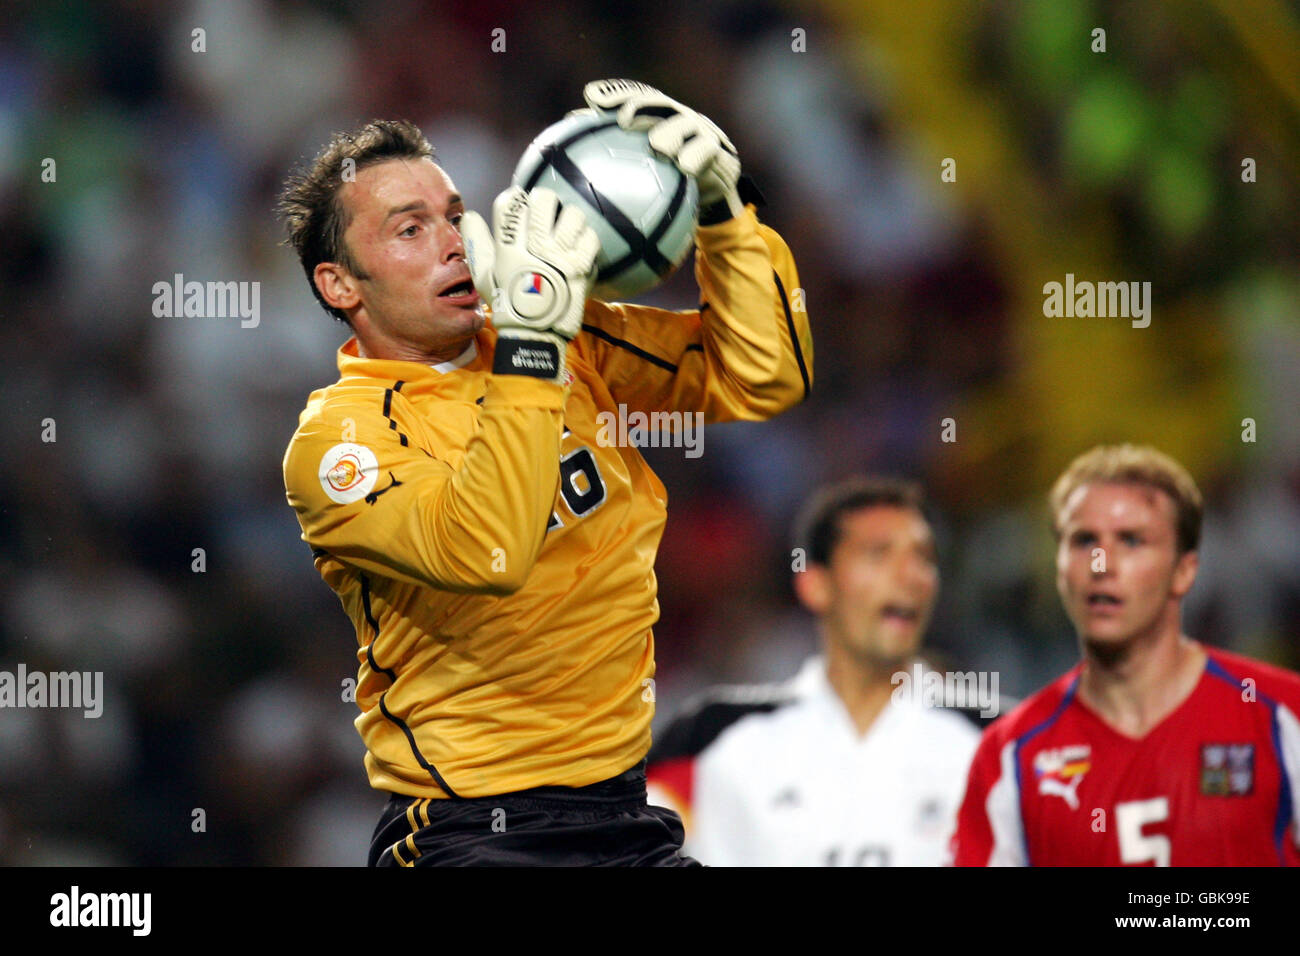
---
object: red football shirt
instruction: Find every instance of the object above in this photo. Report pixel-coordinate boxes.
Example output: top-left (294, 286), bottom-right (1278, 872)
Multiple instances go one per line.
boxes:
top-left (950, 646), bottom-right (1300, 866)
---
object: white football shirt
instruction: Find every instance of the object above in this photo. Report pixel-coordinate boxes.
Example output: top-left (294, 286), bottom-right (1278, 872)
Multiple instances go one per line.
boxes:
top-left (649, 656), bottom-right (981, 866)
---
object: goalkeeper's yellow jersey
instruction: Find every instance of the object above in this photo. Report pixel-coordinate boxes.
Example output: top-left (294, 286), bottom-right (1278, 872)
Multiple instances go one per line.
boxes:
top-left (282, 208), bottom-right (812, 798)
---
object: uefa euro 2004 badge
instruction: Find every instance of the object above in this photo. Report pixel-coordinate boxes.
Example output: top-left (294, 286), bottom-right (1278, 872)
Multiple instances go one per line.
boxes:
top-left (318, 443), bottom-right (380, 504)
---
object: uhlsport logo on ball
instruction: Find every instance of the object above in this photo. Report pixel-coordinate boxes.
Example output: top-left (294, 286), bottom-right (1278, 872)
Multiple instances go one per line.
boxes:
top-left (513, 110), bottom-right (699, 301)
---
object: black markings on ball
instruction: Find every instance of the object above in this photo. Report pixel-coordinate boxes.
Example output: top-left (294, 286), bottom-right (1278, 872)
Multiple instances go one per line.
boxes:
top-left (522, 119), bottom-right (687, 287)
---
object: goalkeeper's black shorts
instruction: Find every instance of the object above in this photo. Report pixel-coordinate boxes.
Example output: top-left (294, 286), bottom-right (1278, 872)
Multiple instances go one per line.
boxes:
top-left (368, 759), bottom-right (701, 867)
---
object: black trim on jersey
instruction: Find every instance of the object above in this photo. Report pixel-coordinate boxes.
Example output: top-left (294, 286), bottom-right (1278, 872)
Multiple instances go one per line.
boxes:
top-left (378, 694), bottom-right (461, 798)
top-left (359, 574), bottom-right (396, 683)
top-left (383, 382), bottom-right (410, 447)
top-left (368, 380), bottom-right (458, 797)
top-left (310, 548), bottom-right (329, 560)
top-left (580, 323), bottom-right (678, 373)
top-left (648, 685), bottom-right (798, 763)
top-left (771, 272), bottom-right (810, 401)
top-left (359, 573), bottom-right (460, 797)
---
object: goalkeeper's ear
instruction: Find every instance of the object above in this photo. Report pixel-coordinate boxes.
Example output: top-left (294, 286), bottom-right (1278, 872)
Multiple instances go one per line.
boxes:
top-left (313, 259), bottom-right (362, 317)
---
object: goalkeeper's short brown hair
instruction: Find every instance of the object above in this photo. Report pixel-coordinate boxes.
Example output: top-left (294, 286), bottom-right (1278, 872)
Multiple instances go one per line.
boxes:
top-left (277, 119), bottom-right (435, 324)
top-left (1049, 444), bottom-right (1204, 554)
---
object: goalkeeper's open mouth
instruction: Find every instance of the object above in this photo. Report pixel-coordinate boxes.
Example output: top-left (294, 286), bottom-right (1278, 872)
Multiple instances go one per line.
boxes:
top-left (437, 276), bottom-right (480, 305)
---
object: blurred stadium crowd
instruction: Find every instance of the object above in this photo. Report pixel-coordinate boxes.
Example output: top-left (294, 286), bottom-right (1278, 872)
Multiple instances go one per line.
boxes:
top-left (1, 0), bottom-right (1297, 864)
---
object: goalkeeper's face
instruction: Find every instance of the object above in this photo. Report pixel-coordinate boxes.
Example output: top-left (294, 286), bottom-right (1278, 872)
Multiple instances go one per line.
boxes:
top-left (332, 158), bottom-right (484, 360)
top-left (806, 506), bottom-right (939, 670)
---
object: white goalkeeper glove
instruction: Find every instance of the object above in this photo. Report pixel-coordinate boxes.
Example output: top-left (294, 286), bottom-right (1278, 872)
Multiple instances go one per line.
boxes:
top-left (460, 186), bottom-right (599, 383)
top-left (583, 78), bottom-right (744, 224)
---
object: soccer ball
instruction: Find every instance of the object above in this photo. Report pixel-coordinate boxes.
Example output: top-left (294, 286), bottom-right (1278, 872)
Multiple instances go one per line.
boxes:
top-left (512, 110), bottom-right (699, 301)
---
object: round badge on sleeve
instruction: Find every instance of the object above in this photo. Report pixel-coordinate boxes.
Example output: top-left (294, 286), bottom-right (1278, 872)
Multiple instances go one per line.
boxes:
top-left (318, 443), bottom-right (380, 504)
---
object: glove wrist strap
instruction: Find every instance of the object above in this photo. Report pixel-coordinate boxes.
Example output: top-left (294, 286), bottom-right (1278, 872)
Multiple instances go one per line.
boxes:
top-left (493, 331), bottom-right (567, 383)
top-left (699, 194), bottom-right (742, 226)
top-left (699, 175), bottom-right (766, 225)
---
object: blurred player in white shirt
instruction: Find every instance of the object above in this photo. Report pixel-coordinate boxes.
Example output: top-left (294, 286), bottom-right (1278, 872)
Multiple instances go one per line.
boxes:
top-left (648, 477), bottom-right (990, 865)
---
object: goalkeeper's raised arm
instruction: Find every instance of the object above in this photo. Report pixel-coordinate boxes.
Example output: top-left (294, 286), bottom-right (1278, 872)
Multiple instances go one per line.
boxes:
top-left (573, 79), bottom-right (814, 422)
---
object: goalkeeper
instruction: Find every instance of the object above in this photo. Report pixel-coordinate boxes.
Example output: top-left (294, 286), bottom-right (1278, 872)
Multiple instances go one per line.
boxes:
top-left (279, 80), bottom-right (812, 866)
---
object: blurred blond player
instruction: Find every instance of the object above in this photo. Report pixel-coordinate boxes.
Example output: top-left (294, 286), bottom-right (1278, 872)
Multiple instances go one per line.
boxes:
top-left (951, 444), bottom-right (1300, 866)
top-left (648, 478), bottom-right (986, 866)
